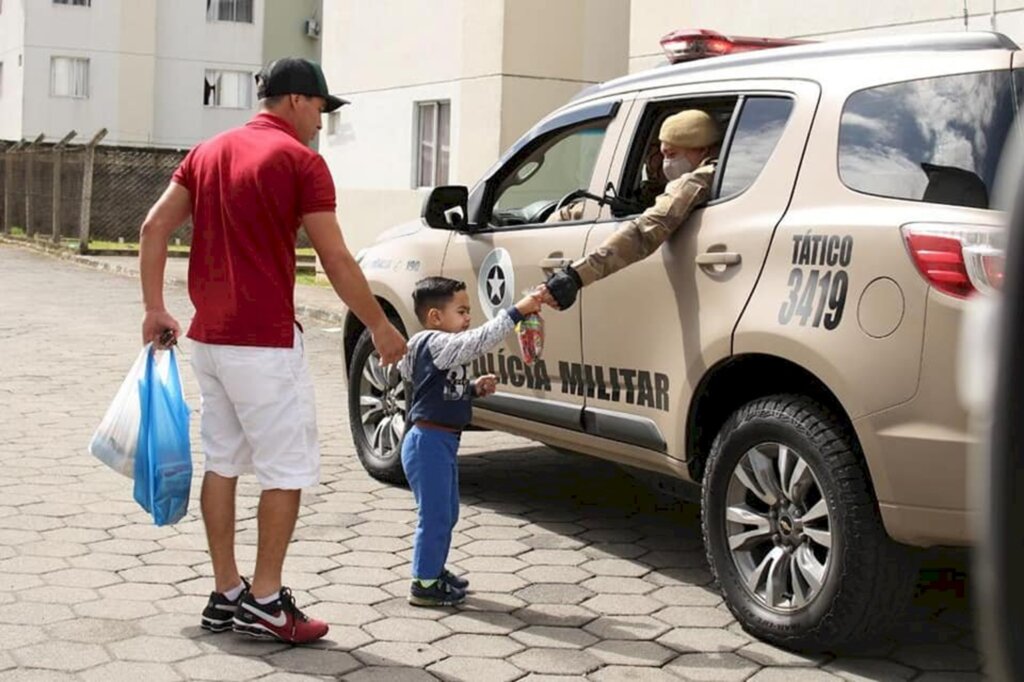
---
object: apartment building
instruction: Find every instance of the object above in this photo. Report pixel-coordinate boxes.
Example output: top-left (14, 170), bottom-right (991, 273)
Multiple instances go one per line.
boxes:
top-left (0, 0), bottom-right (322, 148)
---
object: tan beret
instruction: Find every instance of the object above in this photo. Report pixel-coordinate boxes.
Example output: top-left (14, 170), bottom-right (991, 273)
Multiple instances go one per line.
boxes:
top-left (659, 110), bottom-right (721, 149)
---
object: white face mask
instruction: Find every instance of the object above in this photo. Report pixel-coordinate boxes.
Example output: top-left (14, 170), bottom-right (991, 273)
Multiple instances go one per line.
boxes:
top-left (662, 155), bottom-right (694, 182)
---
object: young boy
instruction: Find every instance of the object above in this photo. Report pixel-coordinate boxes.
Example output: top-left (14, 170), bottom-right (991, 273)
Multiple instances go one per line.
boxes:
top-left (399, 276), bottom-right (542, 606)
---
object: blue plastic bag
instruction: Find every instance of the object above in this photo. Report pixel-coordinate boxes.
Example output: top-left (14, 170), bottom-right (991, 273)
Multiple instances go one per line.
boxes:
top-left (133, 345), bottom-right (192, 526)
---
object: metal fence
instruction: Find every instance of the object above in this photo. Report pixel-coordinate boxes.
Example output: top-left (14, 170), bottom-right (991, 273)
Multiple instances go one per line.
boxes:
top-left (1, 129), bottom-right (318, 257)
top-left (0, 129), bottom-right (193, 252)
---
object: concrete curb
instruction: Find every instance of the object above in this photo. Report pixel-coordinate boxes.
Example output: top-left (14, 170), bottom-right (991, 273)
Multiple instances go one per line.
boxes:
top-left (0, 235), bottom-right (347, 325)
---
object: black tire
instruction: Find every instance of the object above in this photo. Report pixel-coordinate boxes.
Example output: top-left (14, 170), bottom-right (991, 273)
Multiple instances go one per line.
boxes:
top-left (347, 327), bottom-right (407, 485)
top-left (701, 394), bottom-right (917, 651)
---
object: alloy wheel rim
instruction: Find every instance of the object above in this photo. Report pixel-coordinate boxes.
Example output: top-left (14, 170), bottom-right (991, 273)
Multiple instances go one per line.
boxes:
top-left (357, 351), bottom-right (405, 462)
top-left (724, 442), bottom-right (833, 612)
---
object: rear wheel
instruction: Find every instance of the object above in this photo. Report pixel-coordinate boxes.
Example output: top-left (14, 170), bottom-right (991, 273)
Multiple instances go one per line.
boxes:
top-left (701, 394), bottom-right (916, 650)
top-left (348, 327), bottom-right (407, 484)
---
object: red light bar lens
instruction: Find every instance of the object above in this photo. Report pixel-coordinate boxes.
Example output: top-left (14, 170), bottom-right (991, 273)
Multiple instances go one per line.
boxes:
top-left (660, 29), bottom-right (809, 63)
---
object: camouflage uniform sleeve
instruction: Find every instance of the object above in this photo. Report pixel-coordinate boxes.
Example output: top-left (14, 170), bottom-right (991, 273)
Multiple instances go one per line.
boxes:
top-left (572, 163), bottom-right (715, 287)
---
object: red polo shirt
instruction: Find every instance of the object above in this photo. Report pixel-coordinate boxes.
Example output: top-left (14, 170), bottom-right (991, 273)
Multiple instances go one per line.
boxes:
top-left (171, 113), bottom-right (336, 348)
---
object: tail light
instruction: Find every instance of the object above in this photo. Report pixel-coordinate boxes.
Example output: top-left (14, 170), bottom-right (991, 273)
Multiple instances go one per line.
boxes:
top-left (660, 29), bottom-right (809, 64)
top-left (902, 223), bottom-right (1005, 297)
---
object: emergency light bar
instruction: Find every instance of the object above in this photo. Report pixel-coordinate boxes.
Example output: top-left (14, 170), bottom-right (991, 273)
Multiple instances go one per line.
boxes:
top-left (660, 29), bottom-right (809, 63)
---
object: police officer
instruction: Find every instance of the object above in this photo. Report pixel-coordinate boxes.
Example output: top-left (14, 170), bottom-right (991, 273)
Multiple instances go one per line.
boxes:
top-left (542, 109), bottom-right (721, 309)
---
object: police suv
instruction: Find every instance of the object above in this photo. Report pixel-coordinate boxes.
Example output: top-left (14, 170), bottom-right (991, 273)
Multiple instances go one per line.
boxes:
top-left (343, 30), bottom-right (1013, 649)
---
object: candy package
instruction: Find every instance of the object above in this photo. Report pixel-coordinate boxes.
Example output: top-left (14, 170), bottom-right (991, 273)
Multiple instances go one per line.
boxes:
top-left (516, 312), bottom-right (544, 365)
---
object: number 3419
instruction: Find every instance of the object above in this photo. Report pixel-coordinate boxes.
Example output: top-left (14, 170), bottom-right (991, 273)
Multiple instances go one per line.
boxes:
top-left (778, 268), bottom-right (849, 330)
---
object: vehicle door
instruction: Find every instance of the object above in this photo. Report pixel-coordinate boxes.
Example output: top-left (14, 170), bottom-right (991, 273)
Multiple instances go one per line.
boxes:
top-left (578, 80), bottom-right (820, 460)
top-left (441, 97), bottom-right (633, 431)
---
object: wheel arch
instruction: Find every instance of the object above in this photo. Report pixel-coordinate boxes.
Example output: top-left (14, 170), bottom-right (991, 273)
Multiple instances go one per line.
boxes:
top-left (685, 354), bottom-right (861, 486)
top-left (343, 297), bottom-right (408, 372)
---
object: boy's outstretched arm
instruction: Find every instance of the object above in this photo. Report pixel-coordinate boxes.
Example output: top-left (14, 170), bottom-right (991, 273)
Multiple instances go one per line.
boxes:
top-left (428, 294), bottom-right (541, 370)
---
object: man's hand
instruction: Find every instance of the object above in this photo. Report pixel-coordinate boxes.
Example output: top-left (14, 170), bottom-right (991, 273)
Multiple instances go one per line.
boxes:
top-left (371, 320), bottom-right (407, 366)
top-left (142, 310), bottom-right (181, 349)
top-left (474, 374), bottom-right (498, 398)
top-left (544, 266), bottom-right (582, 310)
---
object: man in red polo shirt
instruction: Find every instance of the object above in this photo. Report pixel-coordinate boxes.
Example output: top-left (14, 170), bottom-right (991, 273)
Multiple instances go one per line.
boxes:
top-left (138, 57), bottom-right (406, 644)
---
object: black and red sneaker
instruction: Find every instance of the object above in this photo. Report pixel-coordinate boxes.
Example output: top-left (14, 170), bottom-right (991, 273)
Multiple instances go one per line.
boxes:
top-left (232, 587), bottom-right (329, 644)
top-left (200, 577), bottom-right (250, 633)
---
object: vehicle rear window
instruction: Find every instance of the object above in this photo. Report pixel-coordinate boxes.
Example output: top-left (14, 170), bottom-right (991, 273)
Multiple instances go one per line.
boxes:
top-left (838, 70), bottom-right (1016, 209)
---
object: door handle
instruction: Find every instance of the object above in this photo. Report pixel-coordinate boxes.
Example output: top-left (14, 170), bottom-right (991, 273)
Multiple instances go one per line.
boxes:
top-left (539, 257), bottom-right (573, 269)
top-left (695, 252), bottom-right (741, 266)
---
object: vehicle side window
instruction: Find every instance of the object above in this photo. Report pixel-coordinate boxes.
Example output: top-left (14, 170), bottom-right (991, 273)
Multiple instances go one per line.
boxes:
top-left (839, 70), bottom-right (1016, 209)
top-left (490, 122), bottom-right (608, 228)
top-left (717, 97), bottom-right (794, 198)
top-left (614, 95), bottom-right (738, 218)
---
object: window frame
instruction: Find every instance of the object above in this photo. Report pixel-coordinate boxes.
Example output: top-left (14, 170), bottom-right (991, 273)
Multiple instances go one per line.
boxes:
top-left (463, 99), bottom-right (620, 232)
top-left (484, 121), bottom-right (611, 231)
top-left (206, 0), bottom-right (254, 24)
top-left (714, 95), bottom-right (796, 201)
top-left (613, 90), bottom-right (797, 218)
top-left (414, 100), bottom-right (451, 188)
top-left (203, 69), bottom-right (254, 109)
top-left (613, 94), bottom-right (738, 219)
top-left (53, 0), bottom-right (91, 6)
top-left (50, 56), bottom-right (89, 99)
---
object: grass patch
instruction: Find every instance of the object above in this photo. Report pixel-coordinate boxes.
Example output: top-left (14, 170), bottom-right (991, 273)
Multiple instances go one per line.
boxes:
top-left (86, 240), bottom-right (314, 258)
top-left (296, 273), bottom-right (330, 287)
top-left (86, 240), bottom-right (189, 253)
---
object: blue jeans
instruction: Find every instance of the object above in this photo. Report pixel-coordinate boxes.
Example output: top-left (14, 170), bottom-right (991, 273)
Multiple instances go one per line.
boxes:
top-left (401, 425), bottom-right (460, 580)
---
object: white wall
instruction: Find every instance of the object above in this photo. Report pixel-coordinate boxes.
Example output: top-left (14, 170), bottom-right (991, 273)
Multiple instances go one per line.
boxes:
top-left (320, 0), bottom-right (507, 252)
top-left (0, 0), bottom-right (25, 141)
top-left (629, 0), bottom-right (1024, 72)
top-left (153, 0), bottom-right (265, 148)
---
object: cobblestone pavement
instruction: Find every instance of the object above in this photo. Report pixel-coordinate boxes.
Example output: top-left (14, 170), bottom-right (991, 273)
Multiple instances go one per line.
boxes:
top-left (0, 244), bottom-right (983, 681)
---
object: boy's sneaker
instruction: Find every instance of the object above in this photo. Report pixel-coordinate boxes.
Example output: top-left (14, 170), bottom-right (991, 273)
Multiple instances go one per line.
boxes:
top-left (200, 577), bottom-right (250, 632)
top-left (441, 568), bottom-right (469, 590)
top-left (409, 579), bottom-right (466, 607)
top-left (232, 587), bottom-right (329, 644)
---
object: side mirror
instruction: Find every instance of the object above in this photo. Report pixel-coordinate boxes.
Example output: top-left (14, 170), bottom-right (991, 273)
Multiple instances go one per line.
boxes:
top-left (422, 185), bottom-right (469, 231)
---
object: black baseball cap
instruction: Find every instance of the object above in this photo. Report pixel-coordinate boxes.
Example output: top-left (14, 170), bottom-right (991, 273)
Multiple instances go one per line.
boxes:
top-left (255, 57), bottom-right (348, 112)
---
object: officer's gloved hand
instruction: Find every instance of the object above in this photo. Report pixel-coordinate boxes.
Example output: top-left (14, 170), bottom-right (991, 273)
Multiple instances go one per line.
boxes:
top-left (545, 266), bottom-right (583, 310)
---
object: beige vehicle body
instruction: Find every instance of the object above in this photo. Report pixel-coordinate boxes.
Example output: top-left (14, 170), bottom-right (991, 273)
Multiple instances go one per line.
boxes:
top-left (344, 31), bottom-right (1015, 648)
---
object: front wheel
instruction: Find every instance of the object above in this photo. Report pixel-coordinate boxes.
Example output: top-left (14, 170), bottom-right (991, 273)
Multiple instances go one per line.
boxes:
top-left (701, 394), bottom-right (916, 650)
top-left (348, 327), bottom-right (407, 484)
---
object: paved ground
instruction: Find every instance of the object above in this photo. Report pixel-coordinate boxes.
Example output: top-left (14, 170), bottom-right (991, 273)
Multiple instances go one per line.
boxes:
top-left (0, 243), bottom-right (984, 681)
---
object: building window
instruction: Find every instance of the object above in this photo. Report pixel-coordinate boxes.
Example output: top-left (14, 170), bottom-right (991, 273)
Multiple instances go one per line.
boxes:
top-left (327, 111), bottom-right (340, 136)
top-left (51, 57), bottom-right (89, 98)
top-left (416, 101), bottom-right (450, 187)
top-left (53, 0), bottom-right (91, 6)
top-left (204, 70), bottom-right (253, 109)
top-left (206, 0), bottom-right (253, 23)
top-left (0, 63), bottom-right (4, 98)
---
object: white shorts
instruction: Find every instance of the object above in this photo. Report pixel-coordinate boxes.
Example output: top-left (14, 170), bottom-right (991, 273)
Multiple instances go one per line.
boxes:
top-left (190, 326), bottom-right (319, 490)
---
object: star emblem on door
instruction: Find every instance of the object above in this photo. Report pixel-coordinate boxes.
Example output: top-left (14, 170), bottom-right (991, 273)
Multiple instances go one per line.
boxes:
top-left (486, 265), bottom-right (506, 305)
